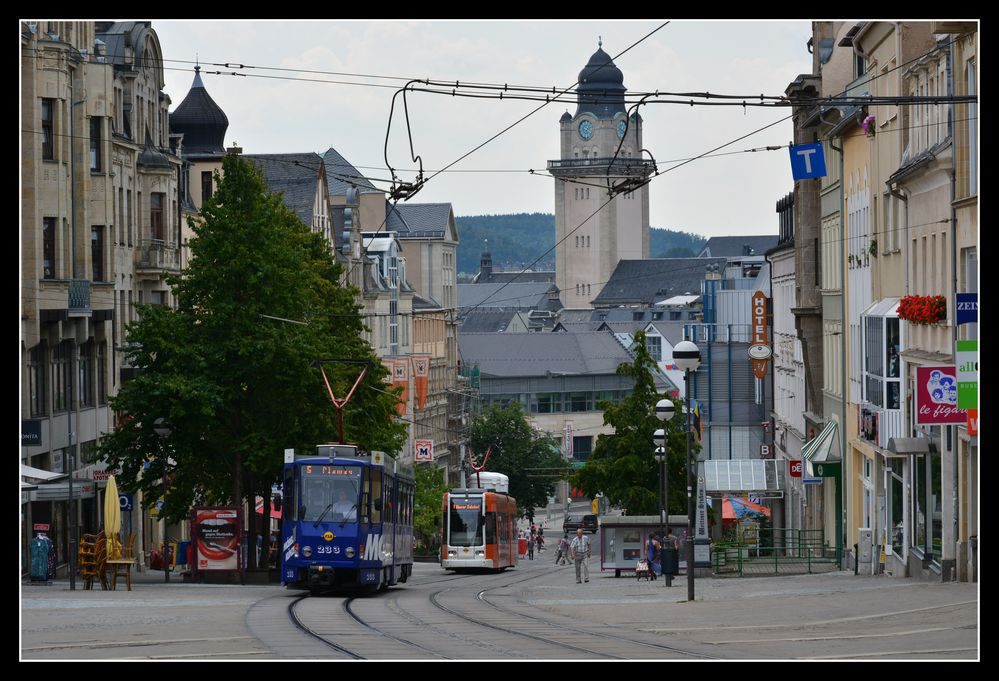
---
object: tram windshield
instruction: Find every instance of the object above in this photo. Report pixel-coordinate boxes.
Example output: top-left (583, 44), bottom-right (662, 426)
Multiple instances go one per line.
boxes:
top-left (449, 498), bottom-right (484, 547)
top-left (300, 464), bottom-right (361, 523)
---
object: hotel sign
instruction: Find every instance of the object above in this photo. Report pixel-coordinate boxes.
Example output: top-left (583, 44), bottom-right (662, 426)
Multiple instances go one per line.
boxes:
top-left (750, 291), bottom-right (770, 379)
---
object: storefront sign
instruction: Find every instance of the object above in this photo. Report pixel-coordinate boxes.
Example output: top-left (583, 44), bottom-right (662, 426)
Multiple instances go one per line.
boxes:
top-left (813, 462), bottom-right (840, 477)
top-left (915, 366), bottom-right (967, 426)
top-left (22, 420), bottom-right (41, 446)
top-left (956, 340), bottom-right (978, 409)
top-left (751, 291), bottom-right (770, 379)
top-left (968, 409), bottom-right (978, 436)
top-left (33, 523), bottom-right (50, 531)
top-left (789, 460), bottom-right (803, 478)
top-left (956, 293), bottom-right (978, 325)
top-left (414, 439), bottom-right (434, 462)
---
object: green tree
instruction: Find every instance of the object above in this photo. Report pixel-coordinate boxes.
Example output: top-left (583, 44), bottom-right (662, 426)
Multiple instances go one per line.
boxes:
top-left (99, 155), bottom-right (405, 560)
top-left (413, 463), bottom-right (449, 555)
top-left (572, 331), bottom-right (695, 515)
top-left (469, 403), bottom-right (569, 519)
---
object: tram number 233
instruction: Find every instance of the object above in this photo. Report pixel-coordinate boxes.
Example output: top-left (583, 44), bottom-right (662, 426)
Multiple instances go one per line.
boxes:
top-left (316, 545), bottom-right (335, 554)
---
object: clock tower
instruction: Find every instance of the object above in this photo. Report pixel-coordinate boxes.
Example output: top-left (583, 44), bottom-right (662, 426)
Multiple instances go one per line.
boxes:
top-left (549, 41), bottom-right (652, 309)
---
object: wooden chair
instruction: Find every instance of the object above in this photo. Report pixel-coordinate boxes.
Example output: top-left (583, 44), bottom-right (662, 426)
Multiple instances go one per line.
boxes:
top-left (78, 534), bottom-right (99, 590)
top-left (94, 532), bottom-right (110, 591)
top-left (106, 532), bottom-right (137, 591)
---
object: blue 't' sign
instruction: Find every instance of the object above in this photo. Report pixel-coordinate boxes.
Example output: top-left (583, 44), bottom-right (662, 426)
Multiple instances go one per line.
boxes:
top-left (789, 143), bottom-right (827, 180)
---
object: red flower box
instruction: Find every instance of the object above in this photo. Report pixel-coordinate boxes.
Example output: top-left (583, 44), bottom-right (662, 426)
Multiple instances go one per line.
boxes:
top-left (898, 295), bottom-right (946, 325)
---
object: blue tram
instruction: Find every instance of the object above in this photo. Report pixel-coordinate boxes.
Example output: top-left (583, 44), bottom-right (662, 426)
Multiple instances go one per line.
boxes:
top-left (280, 444), bottom-right (414, 594)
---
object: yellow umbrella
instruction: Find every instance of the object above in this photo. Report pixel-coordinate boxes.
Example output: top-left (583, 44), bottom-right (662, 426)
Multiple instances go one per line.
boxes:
top-left (104, 475), bottom-right (121, 560)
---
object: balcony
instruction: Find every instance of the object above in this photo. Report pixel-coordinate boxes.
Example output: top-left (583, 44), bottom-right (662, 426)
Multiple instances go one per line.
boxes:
top-left (137, 239), bottom-right (181, 272)
top-left (68, 279), bottom-right (91, 316)
top-left (547, 156), bottom-right (655, 177)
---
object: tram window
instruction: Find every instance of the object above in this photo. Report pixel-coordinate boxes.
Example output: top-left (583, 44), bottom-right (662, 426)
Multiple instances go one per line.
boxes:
top-left (285, 469), bottom-right (296, 521)
top-left (360, 469), bottom-right (370, 524)
top-left (485, 513), bottom-right (496, 544)
top-left (370, 469), bottom-right (383, 523)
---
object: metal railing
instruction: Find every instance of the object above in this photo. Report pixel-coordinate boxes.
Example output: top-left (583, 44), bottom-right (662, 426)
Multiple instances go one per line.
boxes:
top-left (137, 239), bottom-right (181, 270)
top-left (711, 527), bottom-right (842, 576)
top-left (68, 279), bottom-right (91, 314)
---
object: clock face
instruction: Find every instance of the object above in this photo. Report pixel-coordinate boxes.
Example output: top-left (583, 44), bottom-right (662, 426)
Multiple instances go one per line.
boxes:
top-left (578, 120), bottom-right (593, 140)
top-left (617, 120), bottom-right (627, 138)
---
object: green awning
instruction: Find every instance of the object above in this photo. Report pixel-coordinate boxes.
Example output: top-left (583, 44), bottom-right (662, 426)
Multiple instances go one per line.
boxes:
top-left (802, 419), bottom-right (839, 478)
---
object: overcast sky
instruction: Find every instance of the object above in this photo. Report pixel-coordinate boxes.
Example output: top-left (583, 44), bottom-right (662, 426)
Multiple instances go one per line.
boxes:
top-left (155, 20), bottom-right (813, 238)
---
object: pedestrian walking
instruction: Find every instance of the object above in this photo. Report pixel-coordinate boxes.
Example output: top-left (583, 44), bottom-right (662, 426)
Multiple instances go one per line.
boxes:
top-left (569, 528), bottom-right (591, 583)
top-left (527, 534), bottom-right (535, 560)
top-left (559, 534), bottom-right (570, 565)
top-left (662, 527), bottom-right (680, 587)
top-left (646, 532), bottom-right (662, 581)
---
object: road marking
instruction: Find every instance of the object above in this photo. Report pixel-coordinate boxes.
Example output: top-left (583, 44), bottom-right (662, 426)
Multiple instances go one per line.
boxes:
top-left (22, 636), bottom-right (253, 652)
top-left (647, 600), bottom-right (978, 633)
top-left (804, 647), bottom-right (978, 660)
top-left (708, 625), bottom-right (976, 645)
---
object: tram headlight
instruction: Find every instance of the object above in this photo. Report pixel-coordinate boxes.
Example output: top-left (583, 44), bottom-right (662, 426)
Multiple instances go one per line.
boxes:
top-left (345, 547), bottom-right (355, 558)
top-left (448, 550), bottom-right (457, 558)
top-left (476, 551), bottom-right (485, 558)
top-left (302, 546), bottom-right (313, 558)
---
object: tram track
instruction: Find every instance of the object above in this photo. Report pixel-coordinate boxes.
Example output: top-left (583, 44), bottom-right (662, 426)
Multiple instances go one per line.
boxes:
top-left (286, 594), bottom-right (365, 659)
top-left (472, 587), bottom-right (721, 660)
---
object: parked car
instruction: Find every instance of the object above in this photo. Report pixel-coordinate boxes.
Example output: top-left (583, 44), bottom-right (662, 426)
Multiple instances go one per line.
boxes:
top-left (563, 514), bottom-right (599, 534)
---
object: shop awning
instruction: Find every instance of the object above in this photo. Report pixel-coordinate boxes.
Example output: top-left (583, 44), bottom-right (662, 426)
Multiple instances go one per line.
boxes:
top-left (887, 437), bottom-right (936, 456)
top-left (802, 419), bottom-right (839, 477)
top-left (21, 463), bottom-right (67, 482)
top-left (704, 460), bottom-right (785, 492)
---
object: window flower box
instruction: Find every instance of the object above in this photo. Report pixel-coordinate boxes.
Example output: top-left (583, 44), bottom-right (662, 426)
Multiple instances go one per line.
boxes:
top-left (898, 294), bottom-right (946, 325)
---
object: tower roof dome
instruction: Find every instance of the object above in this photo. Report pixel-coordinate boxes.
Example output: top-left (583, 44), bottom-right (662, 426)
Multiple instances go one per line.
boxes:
top-left (575, 42), bottom-right (627, 119)
top-left (169, 65), bottom-right (229, 157)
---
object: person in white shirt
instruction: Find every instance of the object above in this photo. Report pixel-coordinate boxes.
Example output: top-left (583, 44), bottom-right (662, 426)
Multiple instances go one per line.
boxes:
top-left (331, 488), bottom-right (356, 521)
top-left (569, 528), bottom-right (592, 583)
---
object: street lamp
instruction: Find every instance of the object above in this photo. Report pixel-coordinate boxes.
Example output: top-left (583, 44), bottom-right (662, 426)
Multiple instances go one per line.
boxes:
top-left (673, 340), bottom-right (701, 602)
top-left (153, 418), bottom-right (171, 583)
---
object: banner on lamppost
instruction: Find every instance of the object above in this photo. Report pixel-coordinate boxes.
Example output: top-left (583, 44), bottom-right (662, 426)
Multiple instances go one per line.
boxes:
top-left (956, 340), bottom-right (978, 410)
top-left (412, 355), bottom-right (431, 410)
top-left (391, 357), bottom-right (409, 416)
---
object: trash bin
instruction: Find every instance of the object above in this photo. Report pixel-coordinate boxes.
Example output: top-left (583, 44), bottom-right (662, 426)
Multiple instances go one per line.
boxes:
top-left (518, 537), bottom-right (527, 558)
top-left (663, 548), bottom-right (680, 577)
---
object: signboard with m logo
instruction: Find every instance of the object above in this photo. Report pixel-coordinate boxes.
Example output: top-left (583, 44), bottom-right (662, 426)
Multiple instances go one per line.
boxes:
top-left (414, 439), bottom-right (434, 463)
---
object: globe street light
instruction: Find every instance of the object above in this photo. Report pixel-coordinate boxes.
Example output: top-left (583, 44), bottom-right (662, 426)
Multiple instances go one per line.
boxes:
top-left (673, 340), bottom-right (701, 602)
top-left (153, 418), bottom-right (171, 583)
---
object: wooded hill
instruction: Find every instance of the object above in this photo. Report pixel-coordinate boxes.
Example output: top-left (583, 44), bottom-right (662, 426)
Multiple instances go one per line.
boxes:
top-left (455, 213), bottom-right (705, 278)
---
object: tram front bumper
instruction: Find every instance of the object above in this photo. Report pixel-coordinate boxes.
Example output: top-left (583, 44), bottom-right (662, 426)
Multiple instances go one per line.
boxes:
top-left (308, 566), bottom-right (334, 589)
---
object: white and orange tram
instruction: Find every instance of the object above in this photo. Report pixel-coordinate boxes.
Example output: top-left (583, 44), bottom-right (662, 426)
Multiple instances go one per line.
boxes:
top-left (441, 472), bottom-right (518, 571)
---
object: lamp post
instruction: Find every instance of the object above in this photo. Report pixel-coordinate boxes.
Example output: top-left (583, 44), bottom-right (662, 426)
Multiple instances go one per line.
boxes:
top-left (654, 397), bottom-right (674, 574)
top-left (153, 418), bottom-right (171, 583)
top-left (673, 340), bottom-right (701, 602)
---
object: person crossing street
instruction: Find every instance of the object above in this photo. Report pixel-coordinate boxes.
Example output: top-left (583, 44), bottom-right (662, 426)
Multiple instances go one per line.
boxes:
top-left (569, 528), bottom-right (592, 583)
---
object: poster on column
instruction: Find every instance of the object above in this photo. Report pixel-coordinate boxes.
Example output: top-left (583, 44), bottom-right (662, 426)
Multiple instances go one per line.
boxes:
top-left (914, 366), bottom-right (967, 426)
top-left (191, 507), bottom-right (241, 572)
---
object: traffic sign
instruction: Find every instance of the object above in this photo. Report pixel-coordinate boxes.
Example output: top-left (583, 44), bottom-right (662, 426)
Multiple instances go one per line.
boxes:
top-left (789, 143), bottom-right (827, 179)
